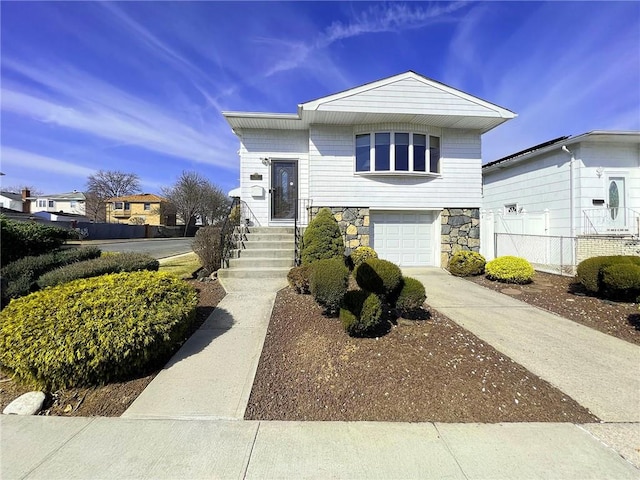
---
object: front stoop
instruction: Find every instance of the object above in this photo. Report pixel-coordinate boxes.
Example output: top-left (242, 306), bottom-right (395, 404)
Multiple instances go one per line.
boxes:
top-left (217, 226), bottom-right (295, 280)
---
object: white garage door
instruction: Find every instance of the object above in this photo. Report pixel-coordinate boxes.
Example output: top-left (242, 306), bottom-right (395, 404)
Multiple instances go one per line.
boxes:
top-left (371, 211), bottom-right (435, 266)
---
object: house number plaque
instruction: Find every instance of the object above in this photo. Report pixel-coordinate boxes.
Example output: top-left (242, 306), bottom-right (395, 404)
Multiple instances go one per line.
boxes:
top-left (250, 173), bottom-right (263, 180)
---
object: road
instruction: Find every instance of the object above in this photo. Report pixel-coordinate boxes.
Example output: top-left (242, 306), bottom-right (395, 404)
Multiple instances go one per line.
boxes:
top-left (75, 237), bottom-right (194, 260)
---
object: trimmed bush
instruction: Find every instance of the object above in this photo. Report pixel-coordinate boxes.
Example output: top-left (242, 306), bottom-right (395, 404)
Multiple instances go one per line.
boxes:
top-left (576, 256), bottom-right (640, 294)
top-left (601, 263), bottom-right (640, 301)
top-left (37, 252), bottom-right (159, 288)
top-left (485, 256), bottom-right (535, 284)
top-left (310, 258), bottom-right (349, 315)
top-left (301, 208), bottom-right (344, 265)
top-left (1, 216), bottom-right (75, 264)
top-left (287, 265), bottom-right (312, 294)
top-left (192, 226), bottom-right (222, 274)
top-left (340, 290), bottom-right (383, 337)
top-left (395, 277), bottom-right (426, 315)
top-left (350, 246), bottom-right (378, 269)
top-left (448, 250), bottom-right (486, 277)
top-left (354, 258), bottom-right (402, 298)
top-left (2, 247), bottom-right (102, 300)
top-left (0, 271), bottom-right (198, 389)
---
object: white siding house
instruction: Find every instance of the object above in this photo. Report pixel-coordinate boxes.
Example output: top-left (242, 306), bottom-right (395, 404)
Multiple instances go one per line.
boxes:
top-left (223, 71), bottom-right (516, 267)
top-left (0, 191), bottom-right (24, 212)
top-left (28, 191), bottom-right (87, 216)
top-left (483, 131), bottom-right (640, 237)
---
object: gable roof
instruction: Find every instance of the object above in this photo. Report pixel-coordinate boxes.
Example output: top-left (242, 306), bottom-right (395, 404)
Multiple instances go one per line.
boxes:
top-left (106, 193), bottom-right (166, 203)
top-left (223, 71), bottom-right (516, 134)
top-left (29, 191), bottom-right (86, 201)
top-left (0, 191), bottom-right (23, 202)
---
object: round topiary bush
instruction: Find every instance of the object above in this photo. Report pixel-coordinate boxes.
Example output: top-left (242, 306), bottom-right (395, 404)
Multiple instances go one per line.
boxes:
top-left (485, 256), bottom-right (535, 284)
top-left (448, 250), bottom-right (486, 277)
top-left (601, 263), bottom-right (640, 301)
top-left (354, 258), bottom-right (402, 298)
top-left (0, 271), bottom-right (198, 390)
top-left (350, 246), bottom-right (378, 269)
top-left (395, 277), bottom-right (426, 315)
top-left (301, 208), bottom-right (344, 265)
top-left (576, 255), bottom-right (640, 294)
top-left (340, 290), bottom-right (383, 337)
top-left (287, 265), bottom-right (312, 294)
top-left (309, 258), bottom-right (349, 315)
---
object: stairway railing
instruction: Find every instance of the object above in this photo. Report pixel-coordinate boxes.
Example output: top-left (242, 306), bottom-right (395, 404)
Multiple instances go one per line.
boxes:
top-left (294, 198), bottom-right (311, 266)
top-left (220, 197), bottom-right (241, 269)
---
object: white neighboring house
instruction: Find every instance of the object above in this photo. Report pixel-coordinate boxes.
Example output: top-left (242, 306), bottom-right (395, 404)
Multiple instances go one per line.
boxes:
top-left (28, 191), bottom-right (87, 216)
top-left (482, 131), bottom-right (640, 238)
top-left (223, 71), bottom-right (516, 267)
top-left (0, 191), bottom-right (24, 212)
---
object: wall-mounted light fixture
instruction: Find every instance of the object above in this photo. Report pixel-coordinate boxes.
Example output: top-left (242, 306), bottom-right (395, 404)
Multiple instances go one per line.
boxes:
top-left (261, 157), bottom-right (271, 166)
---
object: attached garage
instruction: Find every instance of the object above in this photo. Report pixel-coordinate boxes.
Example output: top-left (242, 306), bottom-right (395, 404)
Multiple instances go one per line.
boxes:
top-left (370, 210), bottom-right (438, 267)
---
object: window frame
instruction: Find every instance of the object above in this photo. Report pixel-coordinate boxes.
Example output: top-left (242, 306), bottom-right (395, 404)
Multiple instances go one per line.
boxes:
top-left (354, 131), bottom-right (441, 176)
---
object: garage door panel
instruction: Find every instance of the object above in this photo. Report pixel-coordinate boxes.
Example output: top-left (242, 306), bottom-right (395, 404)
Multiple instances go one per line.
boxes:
top-left (371, 210), bottom-right (435, 267)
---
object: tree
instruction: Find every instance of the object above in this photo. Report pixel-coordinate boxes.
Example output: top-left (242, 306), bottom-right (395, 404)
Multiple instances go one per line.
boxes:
top-left (86, 170), bottom-right (141, 222)
top-left (2, 184), bottom-right (43, 196)
top-left (162, 171), bottom-right (230, 236)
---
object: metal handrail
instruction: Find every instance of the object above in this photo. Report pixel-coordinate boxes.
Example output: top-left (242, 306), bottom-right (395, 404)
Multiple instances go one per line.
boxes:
top-left (294, 198), bottom-right (311, 266)
top-left (582, 207), bottom-right (640, 236)
top-left (220, 197), bottom-right (241, 269)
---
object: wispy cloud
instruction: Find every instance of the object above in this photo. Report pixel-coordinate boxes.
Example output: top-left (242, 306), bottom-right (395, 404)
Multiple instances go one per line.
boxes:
top-left (1, 146), bottom-right (96, 178)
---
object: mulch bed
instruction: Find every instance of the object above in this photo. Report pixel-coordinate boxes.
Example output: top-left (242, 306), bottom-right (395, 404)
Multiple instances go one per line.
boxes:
top-left (0, 279), bottom-right (226, 416)
top-left (244, 287), bottom-right (598, 423)
top-left (467, 271), bottom-right (640, 346)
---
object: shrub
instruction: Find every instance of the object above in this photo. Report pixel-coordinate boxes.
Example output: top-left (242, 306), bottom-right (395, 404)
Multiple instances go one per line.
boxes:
top-left (350, 246), bottom-right (378, 269)
top-left (448, 250), bottom-right (486, 277)
top-left (37, 252), bottom-right (159, 288)
top-left (2, 247), bottom-right (102, 300)
top-left (192, 226), bottom-right (222, 274)
top-left (287, 265), bottom-right (312, 294)
top-left (601, 263), bottom-right (640, 301)
top-left (309, 258), bottom-right (349, 315)
top-left (0, 271), bottom-right (197, 390)
top-left (1, 216), bottom-right (76, 264)
top-left (395, 277), bottom-right (426, 315)
top-left (354, 258), bottom-right (402, 298)
top-left (301, 208), bottom-right (344, 265)
top-left (340, 290), bottom-right (383, 337)
top-left (485, 256), bottom-right (535, 284)
top-left (576, 256), bottom-right (640, 293)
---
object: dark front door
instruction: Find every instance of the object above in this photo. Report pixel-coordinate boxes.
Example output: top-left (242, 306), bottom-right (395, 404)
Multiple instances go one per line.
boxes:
top-left (271, 160), bottom-right (297, 220)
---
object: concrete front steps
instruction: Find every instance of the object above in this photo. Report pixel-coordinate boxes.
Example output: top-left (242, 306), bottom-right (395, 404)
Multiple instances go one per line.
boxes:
top-left (217, 226), bottom-right (295, 280)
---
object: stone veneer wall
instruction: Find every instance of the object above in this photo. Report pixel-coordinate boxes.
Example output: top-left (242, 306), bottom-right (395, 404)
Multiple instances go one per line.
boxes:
top-left (575, 235), bottom-right (640, 265)
top-left (441, 208), bottom-right (480, 267)
top-left (308, 207), bottom-right (369, 253)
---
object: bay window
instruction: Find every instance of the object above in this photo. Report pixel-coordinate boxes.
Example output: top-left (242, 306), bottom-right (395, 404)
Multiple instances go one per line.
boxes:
top-left (355, 131), bottom-right (440, 174)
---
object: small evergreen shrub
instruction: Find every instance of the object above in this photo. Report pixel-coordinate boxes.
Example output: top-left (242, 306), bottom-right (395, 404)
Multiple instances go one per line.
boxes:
top-left (192, 226), bottom-right (222, 274)
top-left (1, 216), bottom-right (76, 264)
top-left (601, 263), bottom-right (640, 301)
top-left (0, 271), bottom-right (198, 389)
top-left (350, 246), bottom-right (378, 269)
top-left (340, 290), bottom-right (383, 337)
top-left (576, 256), bottom-right (640, 293)
top-left (309, 258), bottom-right (349, 315)
top-left (354, 258), bottom-right (402, 298)
top-left (2, 247), bottom-right (102, 299)
top-left (448, 250), bottom-right (486, 277)
top-left (287, 265), bottom-right (312, 294)
top-left (37, 253), bottom-right (159, 288)
top-left (485, 256), bottom-right (535, 284)
top-left (301, 208), bottom-right (344, 265)
top-left (395, 277), bottom-right (426, 315)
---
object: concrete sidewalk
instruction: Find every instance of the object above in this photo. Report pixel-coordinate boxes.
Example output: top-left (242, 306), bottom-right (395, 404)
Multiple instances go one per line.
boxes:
top-left (404, 267), bottom-right (640, 423)
top-left (2, 416), bottom-right (638, 479)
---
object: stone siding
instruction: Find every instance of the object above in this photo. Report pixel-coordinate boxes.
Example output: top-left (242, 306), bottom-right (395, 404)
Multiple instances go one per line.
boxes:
top-left (576, 235), bottom-right (640, 264)
top-left (441, 208), bottom-right (480, 267)
top-left (309, 207), bottom-right (369, 253)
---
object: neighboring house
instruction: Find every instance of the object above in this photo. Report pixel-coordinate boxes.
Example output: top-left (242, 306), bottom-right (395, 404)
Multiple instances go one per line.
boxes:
top-left (482, 131), bottom-right (640, 238)
top-left (106, 194), bottom-right (176, 226)
top-left (32, 211), bottom-right (89, 223)
top-left (0, 191), bottom-right (24, 212)
top-left (28, 191), bottom-right (87, 216)
top-left (223, 71), bottom-right (516, 267)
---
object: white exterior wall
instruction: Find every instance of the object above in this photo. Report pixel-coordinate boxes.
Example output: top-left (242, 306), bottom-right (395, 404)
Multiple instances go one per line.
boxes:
top-left (239, 129), bottom-right (309, 225)
top-left (30, 198), bottom-right (86, 215)
top-left (0, 195), bottom-right (22, 211)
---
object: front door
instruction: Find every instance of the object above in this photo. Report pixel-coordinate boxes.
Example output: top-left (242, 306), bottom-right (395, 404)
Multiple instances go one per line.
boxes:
top-left (607, 176), bottom-right (626, 231)
top-left (271, 160), bottom-right (297, 221)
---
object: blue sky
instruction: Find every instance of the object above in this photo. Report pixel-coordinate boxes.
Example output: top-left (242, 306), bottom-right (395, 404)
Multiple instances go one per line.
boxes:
top-left (1, 1), bottom-right (638, 196)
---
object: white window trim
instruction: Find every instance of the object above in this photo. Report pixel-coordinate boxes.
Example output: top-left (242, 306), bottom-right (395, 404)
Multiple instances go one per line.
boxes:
top-left (354, 131), bottom-right (441, 176)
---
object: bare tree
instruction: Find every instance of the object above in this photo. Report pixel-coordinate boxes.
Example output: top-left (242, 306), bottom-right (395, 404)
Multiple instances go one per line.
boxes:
top-left (86, 170), bottom-right (141, 222)
top-left (2, 184), bottom-right (43, 196)
top-left (199, 183), bottom-right (231, 226)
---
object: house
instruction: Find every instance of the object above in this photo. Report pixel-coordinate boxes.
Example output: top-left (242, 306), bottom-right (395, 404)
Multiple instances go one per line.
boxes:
top-left (223, 71), bottom-right (516, 267)
top-left (106, 193), bottom-right (176, 226)
top-left (28, 191), bottom-right (86, 216)
top-left (0, 191), bottom-right (24, 212)
top-left (482, 131), bottom-right (640, 237)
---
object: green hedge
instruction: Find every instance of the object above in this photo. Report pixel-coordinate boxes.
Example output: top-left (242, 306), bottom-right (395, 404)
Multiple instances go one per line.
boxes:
top-left (485, 256), bottom-right (535, 284)
top-left (340, 290), bottom-right (383, 337)
top-left (354, 258), bottom-right (402, 298)
top-left (1, 216), bottom-right (75, 264)
top-left (395, 277), bottom-right (426, 315)
top-left (576, 255), bottom-right (640, 294)
top-left (37, 252), bottom-right (159, 288)
top-left (448, 250), bottom-right (486, 277)
top-left (601, 263), bottom-right (640, 301)
top-left (301, 208), bottom-right (344, 265)
top-left (0, 271), bottom-right (197, 390)
top-left (310, 258), bottom-right (349, 315)
top-left (350, 246), bottom-right (378, 269)
top-left (2, 247), bottom-right (102, 300)
top-left (287, 265), bottom-right (312, 294)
